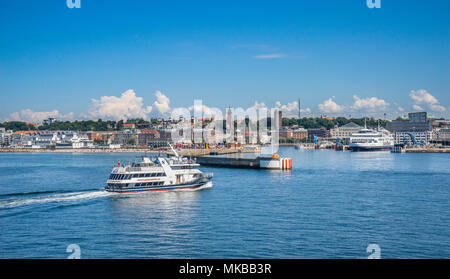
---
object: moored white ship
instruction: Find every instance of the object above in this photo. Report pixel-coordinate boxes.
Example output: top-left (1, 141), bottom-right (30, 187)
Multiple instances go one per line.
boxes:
top-left (105, 146), bottom-right (213, 193)
top-left (349, 121), bottom-right (394, 152)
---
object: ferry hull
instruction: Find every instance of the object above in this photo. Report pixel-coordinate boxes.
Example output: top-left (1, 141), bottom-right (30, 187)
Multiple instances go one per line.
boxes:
top-left (105, 179), bottom-right (211, 193)
top-left (349, 145), bottom-right (393, 152)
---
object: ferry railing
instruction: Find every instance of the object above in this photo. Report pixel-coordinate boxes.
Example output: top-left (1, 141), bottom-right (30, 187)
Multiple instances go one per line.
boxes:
top-left (126, 167), bottom-right (142, 172)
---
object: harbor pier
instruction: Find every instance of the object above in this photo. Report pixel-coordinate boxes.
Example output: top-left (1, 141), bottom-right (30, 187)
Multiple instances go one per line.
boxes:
top-left (193, 155), bottom-right (293, 170)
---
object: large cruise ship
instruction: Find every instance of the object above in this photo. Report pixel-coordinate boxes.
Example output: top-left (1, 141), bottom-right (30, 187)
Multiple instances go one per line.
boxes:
top-left (349, 122), bottom-right (394, 152)
top-left (105, 146), bottom-right (213, 193)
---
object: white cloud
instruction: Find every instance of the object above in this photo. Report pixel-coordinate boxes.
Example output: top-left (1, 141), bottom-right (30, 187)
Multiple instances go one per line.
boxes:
top-left (252, 101), bottom-right (267, 109)
top-left (275, 100), bottom-right (311, 117)
top-left (153, 90), bottom-right (171, 115)
top-left (429, 103), bottom-right (446, 112)
top-left (410, 89), bottom-right (446, 112)
top-left (413, 104), bottom-right (424, 111)
top-left (252, 53), bottom-right (285, 59)
top-left (188, 103), bottom-right (217, 117)
top-left (7, 109), bottom-right (74, 123)
top-left (397, 106), bottom-right (404, 112)
top-left (86, 89), bottom-right (152, 121)
top-left (318, 98), bottom-right (344, 113)
top-left (351, 95), bottom-right (389, 112)
top-left (410, 89), bottom-right (438, 104)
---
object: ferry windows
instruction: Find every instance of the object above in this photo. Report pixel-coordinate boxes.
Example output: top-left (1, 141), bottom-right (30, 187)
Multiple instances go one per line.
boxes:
top-left (145, 173), bottom-right (150, 177)
top-left (150, 173), bottom-right (156, 177)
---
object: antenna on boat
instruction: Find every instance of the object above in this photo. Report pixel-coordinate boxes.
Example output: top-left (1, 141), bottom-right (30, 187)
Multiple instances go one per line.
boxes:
top-left (364, 117), bottom-right (367, 129)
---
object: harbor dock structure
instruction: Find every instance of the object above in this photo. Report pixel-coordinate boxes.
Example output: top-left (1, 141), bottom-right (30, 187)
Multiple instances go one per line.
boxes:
top-left (193, 155), bottom-right (293, 170)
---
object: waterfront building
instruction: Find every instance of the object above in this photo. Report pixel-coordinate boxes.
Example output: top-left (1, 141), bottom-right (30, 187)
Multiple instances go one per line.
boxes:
top-left (330, 122), bottom-right (362, 139)
top-left (137, 129), bottom-right (160, 145)
top-left (158, 129), bottom-right (174, 140)
top-left (431, 128), bottom-right (450, 146)
top-left (8, 131), bottom-right (95, 149)
top-left (433, 119), bottom-right (450, 126)
top-left (279, 127), bottom-right (293, 139)
top-left (86, 131), bottom-right (115, 144)
top-left (386, 112), bottom-right (433, 145)
top-left (54, 131), bottom-right (93, 148)
top-left (0, 128), bottom-right (13, 146)
top-left (307, 128), bottom-right (330, 140)
top-left (112, 130), bottom-right (138, 145)
top-left (34, 131), bottom-right (56, 148)
top-left (292, 128), bottom-right (308, 140)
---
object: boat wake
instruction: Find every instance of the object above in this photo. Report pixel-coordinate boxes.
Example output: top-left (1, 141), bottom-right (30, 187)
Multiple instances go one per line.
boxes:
top-left (0, 189), bottom-right (113, 209)
top-left (174, 181), bottom-right (213, 192)
top-left (0, 182), bottom-right (212, 210)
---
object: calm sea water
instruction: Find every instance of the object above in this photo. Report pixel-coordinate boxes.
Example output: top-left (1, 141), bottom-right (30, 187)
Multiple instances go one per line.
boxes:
top-left (0, 147), bottom-right (449, 259)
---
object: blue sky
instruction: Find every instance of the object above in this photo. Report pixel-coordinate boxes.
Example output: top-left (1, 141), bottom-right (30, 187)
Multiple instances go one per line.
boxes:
top-left (0, 0), bottom-right (449, 121)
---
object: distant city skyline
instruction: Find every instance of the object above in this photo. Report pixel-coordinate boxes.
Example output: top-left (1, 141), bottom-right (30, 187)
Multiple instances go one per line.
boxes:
top-left (1, 0), bottom-right (449, 122)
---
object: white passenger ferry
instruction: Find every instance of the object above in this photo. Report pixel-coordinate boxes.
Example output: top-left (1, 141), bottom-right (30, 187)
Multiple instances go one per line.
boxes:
top-left (349, 121), bottom-right (394, 152)
top-left (105, 146), bottom-right (213, 193)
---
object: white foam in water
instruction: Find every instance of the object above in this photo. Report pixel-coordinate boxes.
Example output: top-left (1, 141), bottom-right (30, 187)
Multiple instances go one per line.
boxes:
top-left (0, 190), bottom-right (114, 209)
top-left (170, 182), bottom-right (213, 192)
top-left (0, 183), bottom-right (213, 208)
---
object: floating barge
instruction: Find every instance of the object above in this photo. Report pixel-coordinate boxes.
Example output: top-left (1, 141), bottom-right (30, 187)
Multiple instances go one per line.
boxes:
top-left (194, 154), bottom-right (293, 170)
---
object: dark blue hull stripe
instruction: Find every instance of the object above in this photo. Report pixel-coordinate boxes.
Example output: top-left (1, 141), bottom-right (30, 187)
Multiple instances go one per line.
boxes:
top-left (349, 146), bottom-right (392, 151)
top-left (105, 181), bottom-right (208, 193)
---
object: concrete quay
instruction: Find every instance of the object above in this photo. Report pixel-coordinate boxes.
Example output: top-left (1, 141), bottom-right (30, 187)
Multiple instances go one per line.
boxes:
top-left (404, 147), bottom-right (450, 153)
